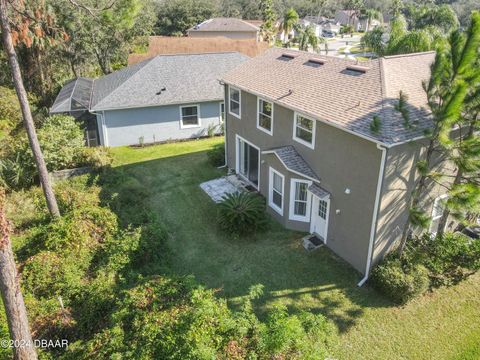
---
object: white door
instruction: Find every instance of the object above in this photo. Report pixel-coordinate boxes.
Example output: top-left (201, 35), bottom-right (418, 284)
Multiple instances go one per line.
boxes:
top-left (310, 196), bottom-right (330, 242)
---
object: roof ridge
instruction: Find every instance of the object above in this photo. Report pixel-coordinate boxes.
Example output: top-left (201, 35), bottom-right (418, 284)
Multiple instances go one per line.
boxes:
top-left (378, 57), bottom-right (390, 142)
top-left (92, 57), bottom-right (157, 110)
top-left (382, 51), bottom-right (436, 60)
top-left (150, 51), bottom-right (241, 57)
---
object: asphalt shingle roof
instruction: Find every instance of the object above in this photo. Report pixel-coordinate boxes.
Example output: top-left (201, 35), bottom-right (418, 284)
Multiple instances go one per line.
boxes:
top-left (188, 18), bottom-right (260, 33)
top-left (90, 52), bottom-right (249, 111)
top-left (264, 146), bottom-right (320, 181)
top-left (222, 48), bottom-right (435, 145)
top-left (308, 183), bottom-right (330, 199)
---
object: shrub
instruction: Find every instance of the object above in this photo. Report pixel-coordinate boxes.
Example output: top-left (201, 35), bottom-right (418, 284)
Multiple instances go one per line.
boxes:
top-left (206, 143), bottom-right (225, 167)
top-left (80, 147), bottom-right (113, 169)
top-left (371, 254), bottom-right (430, 304)
top-left (64, 278), bottom-right (337, 360)
top-left (411, 233), bottom-right (480, 287)
top-left (37, 114), bottom-right (85, 170)
top-left (217, 192), bottom-right (268, 236)
top-left (0, 114), bottom-right (86, 189)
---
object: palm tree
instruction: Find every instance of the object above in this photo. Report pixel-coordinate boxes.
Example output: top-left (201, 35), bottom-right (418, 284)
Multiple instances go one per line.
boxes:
top-left (297, 24), bottom-right (319, 51)
top-left (280, 8), bottom-right (299, 44)
top-left (363, 8), bottom-right (383, 32)
top-left (296, 24), bottom-right (329, 54)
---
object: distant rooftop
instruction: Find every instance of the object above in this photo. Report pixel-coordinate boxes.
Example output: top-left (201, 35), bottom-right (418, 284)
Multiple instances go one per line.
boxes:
top-left (188, 18), bottom-right (260, 33)
top-left (222, 48), bottom-right (435, 145)
top-left (51, 52), bottom-right (249, 114)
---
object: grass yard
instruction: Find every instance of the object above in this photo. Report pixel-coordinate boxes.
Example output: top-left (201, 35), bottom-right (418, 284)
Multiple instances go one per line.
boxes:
top-left (108, 137), bottom-right (480, 360)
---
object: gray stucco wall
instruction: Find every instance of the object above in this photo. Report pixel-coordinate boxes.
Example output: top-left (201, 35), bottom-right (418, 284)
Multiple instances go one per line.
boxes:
top-left (96, 101), bottom-right (223, 147)
top-left (373, 138), bottom-right (455, 266)
top-left (225, 86), bottom-right (383, 274)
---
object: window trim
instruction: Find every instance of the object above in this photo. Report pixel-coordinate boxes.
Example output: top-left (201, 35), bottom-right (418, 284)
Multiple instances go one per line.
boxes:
top-left (219, 102), bottom-right (225, 123)
top-left (293, 112), bottom-right (316, 149)
top-left (256, 97), bottom-right (274, 135)
top-left (179, 104), bottom-right (201, 129)
top-left (289, 178), bottom-right (312, 222)
top-left (228, 86), bottom-right (241, 119)
top-left (268, 167), bottom-right (284, 215)
top-left (235, 134), bottom-right (260, 190)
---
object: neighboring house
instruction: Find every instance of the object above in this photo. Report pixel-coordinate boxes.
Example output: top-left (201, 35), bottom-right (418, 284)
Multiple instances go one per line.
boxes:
top-left (128, 36), bottom-right (268, 65)
top-left (50, 52), bottom-right (248, 147)
top-left (187, 18), bottom-right (261, 42)
top-left (221, 48), bottom-right (447, 283)
top-left (296, 18), bottom-right (322, 37)
top-left (335, 10), bottom-right (382, 32)
top-left (302, 16), bottom-right (341, 37)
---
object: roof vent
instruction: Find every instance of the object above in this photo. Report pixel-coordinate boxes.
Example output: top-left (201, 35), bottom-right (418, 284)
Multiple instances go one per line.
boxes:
top-left (343, 65), bottom-right (369, 76)
top-left (156, 87), bottom-right (167, 95)
top-left (278, 53), bottom-right (297, 61)
top-left (304, 59), bottom-right (325, 68)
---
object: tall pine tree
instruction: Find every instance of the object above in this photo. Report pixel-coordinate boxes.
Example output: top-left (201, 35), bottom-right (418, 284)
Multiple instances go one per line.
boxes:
top-left (398, 11), bottom-right (480, 255)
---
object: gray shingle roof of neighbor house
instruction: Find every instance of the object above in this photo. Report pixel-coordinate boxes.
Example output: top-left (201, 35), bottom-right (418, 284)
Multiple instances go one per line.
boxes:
top-left (263, 146), bottom-right (320, 182)
top-left (188, 18), bottom-right (260, 33)
top-left (50, 77), bottom-right (94, 114)
top-left (222, 47), bottom-right (436, 145)
top-left (49, 52), bottom-right (248, 114)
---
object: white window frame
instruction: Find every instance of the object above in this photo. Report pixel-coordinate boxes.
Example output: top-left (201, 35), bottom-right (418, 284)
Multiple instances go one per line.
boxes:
top-left (179, 104), bottom-right (201, 129)
top-left (429, 194), bottom-right (448, 234)
top-left (293, 112), bottom-right (316, 149)
top-left (289, 178), bottom-right (312, 222)
top-left (219, 102), bottom-right (225, 122)
top-left (268, 167), bottom-right (284, 215)
top-left (257, 97), bottom-right (274, 135)
top-left (228, 86), bottom-right (241, 119)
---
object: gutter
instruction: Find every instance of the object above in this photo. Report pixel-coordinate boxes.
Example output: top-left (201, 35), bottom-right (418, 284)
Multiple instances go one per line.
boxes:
top-left (358, 143), bottom-right (387, 287)
top-left (217, 81), bottom-right (228, 168)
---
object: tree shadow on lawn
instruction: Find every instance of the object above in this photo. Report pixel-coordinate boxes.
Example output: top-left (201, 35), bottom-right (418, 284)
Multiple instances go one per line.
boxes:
top-left (94, 150), bottom-right (394, 334)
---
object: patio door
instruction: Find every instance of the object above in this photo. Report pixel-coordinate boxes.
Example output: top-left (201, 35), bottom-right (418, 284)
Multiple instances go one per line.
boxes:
top-left (310, 196), bottom-right (330, 243)
top-left (237, 136), bottom-right (259, 188)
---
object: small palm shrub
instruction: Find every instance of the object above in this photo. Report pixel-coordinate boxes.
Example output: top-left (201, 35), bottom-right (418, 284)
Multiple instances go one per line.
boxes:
top-left (207, 143), bottom-right (225, 167)
top-left (371, 254), bottom-right (430, 304)
top-left (217, 192), bottom-right (268, 236)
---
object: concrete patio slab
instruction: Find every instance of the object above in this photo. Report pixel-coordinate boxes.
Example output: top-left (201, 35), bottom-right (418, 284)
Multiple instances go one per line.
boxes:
top-left (200, 176), bottom-right (245, 203)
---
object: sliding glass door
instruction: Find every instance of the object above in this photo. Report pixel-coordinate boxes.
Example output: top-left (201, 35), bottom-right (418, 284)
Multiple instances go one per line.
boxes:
top-left (237, 137), bottom-right (259, 187)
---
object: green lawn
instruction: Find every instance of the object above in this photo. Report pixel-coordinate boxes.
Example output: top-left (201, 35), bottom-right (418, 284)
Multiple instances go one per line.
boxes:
top-left (110, 138), bottom-right (480, 360)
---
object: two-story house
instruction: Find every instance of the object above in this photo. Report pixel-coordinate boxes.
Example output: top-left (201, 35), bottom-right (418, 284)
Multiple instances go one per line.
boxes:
top-left (221, 48), bottom-right (444, 284)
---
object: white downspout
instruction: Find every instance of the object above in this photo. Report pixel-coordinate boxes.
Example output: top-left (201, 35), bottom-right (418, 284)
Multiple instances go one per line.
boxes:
top-left (358, 143), bottom-right (387, 287)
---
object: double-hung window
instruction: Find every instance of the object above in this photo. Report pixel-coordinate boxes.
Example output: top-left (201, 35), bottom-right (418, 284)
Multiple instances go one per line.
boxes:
top-left (293, 113), bottom-right (316, 148)
top-left (257, 98), bottom-right (273, 135)
top-left (180, 105), bottom-right (200, 128)
top-left (269, 168), bottom-right (284, 215)
top-left (229, 86), bottom-right (241, 118)
top-left (290, 179), bottom-right (311, 222)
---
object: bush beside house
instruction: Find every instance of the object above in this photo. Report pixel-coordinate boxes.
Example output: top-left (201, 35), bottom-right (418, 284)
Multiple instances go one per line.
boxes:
top-left (371, 233), bottom-right (480, 304)
top-left (0, 114), bottom-right (112, 190)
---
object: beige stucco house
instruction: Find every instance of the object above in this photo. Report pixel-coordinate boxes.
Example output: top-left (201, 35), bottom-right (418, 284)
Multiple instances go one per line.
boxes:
top-left (221, 48), bottom-right (446, 284)
top-left (187, 18), bottom-right (261, 42)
